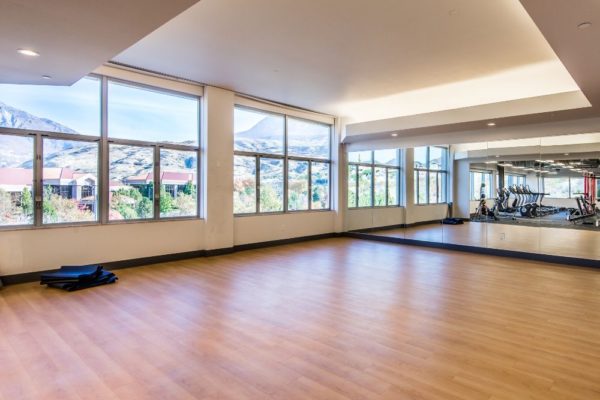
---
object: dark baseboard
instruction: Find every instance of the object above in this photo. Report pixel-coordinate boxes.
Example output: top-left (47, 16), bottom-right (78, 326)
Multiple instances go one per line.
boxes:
top-left (0, 232), bottom-right (342, 286)
top-left (344, 232), bottom-right (600, 269)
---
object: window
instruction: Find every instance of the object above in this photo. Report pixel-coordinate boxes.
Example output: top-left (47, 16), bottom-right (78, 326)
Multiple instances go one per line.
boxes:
top-left (347, 149), bottom-right (401, 208)
top-left (108, 81), bottom-right (199, 145)
top-left (0, 74), bottom-right (200, 229)
top-left (543, 176), bottom-right (585, 198)
top-left (0, 135), bottom-right (34, 226)
top-left (160, 149), bottom-right (198, 218)
top-left (233, 106), bottom-right (331, 214)
top-left (109, 145), bottom-right (154, 220)
top-left (0, 77), bottom-right (101, 135)
top-left (43, 138), bottom-right (98, 224)
top-left (470, 171), bottom-right (493, 200)
top-left (505, 174), bottom-right (525, 187)
top-left (413, 146), bottom-right (448, 204)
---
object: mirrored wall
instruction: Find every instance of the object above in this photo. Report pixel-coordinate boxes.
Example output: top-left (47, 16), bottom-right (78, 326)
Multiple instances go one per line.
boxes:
top-left (345, 133), bottom-right (600, 260)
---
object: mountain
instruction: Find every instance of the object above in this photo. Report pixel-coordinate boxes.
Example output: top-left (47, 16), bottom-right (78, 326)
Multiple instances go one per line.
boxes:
top-left (0, 101), bottom-right (77, 134)
top-left (235, 117), bottom-right (284, 153)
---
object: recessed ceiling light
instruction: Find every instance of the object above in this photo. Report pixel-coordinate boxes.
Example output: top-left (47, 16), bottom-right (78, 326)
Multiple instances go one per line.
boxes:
top-left (17, 48), bottom-right (39, 57)
top-left (564, 153), bottom-right (569, 156)
top-left (391, 133), bottom-right (398, 137)
top-left (41, 75), bottom-right (51, 80)
top-left (487, 122), bottom-right (496, 127)
top-left (578, 22), bottom-right (592, 30)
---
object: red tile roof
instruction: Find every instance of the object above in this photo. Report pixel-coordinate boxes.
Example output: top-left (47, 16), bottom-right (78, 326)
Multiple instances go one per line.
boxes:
top-left (0, 168), bottom-right (32, 185)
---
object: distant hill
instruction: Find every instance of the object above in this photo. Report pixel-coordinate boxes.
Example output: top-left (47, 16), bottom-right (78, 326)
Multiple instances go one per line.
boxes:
top-left (0, 102), bottom-right (195, 180)
top-left (0, 101), bottom-right (77, 134)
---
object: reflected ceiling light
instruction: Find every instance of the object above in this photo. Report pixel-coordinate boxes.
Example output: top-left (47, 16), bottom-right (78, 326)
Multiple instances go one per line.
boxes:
top-left (513, 166), bottom-right (525, 169)
top-left (578, 22), bottom-right (592, 29)
top-left (502, 162), bottom-right (513, 167)
top-left (391, 133), bottom-right (398, 137)
top-left (487, 122), bottom-right (496, 127)
top-left (485, 160), bottom-right (497, 164)
top-left (17, 48), bottom-right (39, 57)
top-left (564, 153), bottom-right (570, 156)
top-left (41, 75), bottom-right (51, 80)
top-left (564, 165), bottom-right (574, 169)
top-left (548, 171), bottom-right (558, 175)
top-left (535, 159), bottom-right (545, 163)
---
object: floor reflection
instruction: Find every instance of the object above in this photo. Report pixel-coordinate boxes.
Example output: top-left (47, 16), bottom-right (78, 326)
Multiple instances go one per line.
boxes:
top-left (367, 222), bottom-right (600, 260)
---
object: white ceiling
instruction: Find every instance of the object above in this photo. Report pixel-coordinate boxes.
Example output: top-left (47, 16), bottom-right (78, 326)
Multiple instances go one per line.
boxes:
top-left (0, 0), bottom-right (200, 85)
top-left (113, 0), bottom-right (583, 123)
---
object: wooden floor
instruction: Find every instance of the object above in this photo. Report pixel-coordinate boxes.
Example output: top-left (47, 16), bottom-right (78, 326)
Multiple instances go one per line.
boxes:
top-left (371, 222), bottom-right (600, 260)
top-left (1, 238), bottom-right (600, 400)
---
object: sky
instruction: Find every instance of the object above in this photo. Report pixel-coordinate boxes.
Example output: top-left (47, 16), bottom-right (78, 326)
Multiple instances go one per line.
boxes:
top-left (0, 77), bottom-right (199, 144)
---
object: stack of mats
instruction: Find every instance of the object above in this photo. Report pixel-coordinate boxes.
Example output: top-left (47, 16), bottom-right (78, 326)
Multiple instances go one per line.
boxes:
top-left (40, 265), bottom-right (117, 291)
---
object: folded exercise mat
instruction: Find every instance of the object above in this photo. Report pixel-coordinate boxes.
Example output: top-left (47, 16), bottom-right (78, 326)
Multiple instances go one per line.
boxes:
top-left (47, 271), bottom-right (118, 292)
top-left (40, 265), bottom-right (103, 284)
top-left (40, 265), bottom-right (117, 291)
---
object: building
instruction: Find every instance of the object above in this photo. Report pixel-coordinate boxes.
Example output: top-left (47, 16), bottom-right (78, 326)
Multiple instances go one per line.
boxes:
top-left (0, 1), bottom-right (599, 399)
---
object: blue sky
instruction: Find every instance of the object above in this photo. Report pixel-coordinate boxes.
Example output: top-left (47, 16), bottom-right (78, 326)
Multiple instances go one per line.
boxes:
top-left (0, 77), bottom-right (199, 144)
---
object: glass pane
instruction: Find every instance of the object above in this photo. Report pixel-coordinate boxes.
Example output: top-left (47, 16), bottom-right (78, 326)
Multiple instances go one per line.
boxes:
top-left (311, 162), bottom-right (329, 210)
top-left (348, 151), bottom-right (372, 164)
top-left (374, 149), bottom-right (398, 166)
top-left (288, 160), bottom-right (309, 211)
top-left (414, 147), bottom-right (427, 169)
top-left (416, 170), bottom-right (427, 204)
top-left (348, 165), bottom-right (357, 208)
top-left (109, 144), bottom-right (154, 220)
top-left (570, 177), bottom-right (584, 197)
top-left (387, 168), bottom-right (399, 206)
top-left (374, 167), bottom-right (386, 206)
top-left (543, 177), bottom-right (569, 198)
top-left (108, 81), bottom-right (199, 145)
top-left (429, 172), bottom-right (438, 203)
top-left (233, 155), bottom-right (256, 214)
top-left (0, 135), bottom-right (34, 226)
top-left (287, 117), bottom-right (330, 159)
top-left (0, 77), bottom-right (100, 135)
top-left (42, 139), bottom-right (98, 224)
top-left (234, 107), bottom-right (284, 154)
top-left (438, 172), bottom-right (446, 203)
top-left (430, 147), bottom-right (446, 170)
top-left (160, 149), bottom-right (197, 218)
top-left (259, 158), bottom-right (284, 212)
top-left (358, 166), bottom-right (372, 207)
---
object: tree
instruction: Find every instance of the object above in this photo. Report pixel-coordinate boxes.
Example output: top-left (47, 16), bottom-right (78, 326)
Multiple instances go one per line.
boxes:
top-left (136, 197), bottom-right (153, 219)
top-left (183, 181), bottom-right (196, 197)
top-left (21, 187), bottom-right (33, 217)
top-left (0, 189), bottom-right (14, 224)
top-left (160, 185), bottom-right (174, 214)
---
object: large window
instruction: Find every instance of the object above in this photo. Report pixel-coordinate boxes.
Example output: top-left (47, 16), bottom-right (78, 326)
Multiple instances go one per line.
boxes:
top-left (543, 176), bottom-right (585, 198)
top-left (504, 174), bottom-right (525, 187)
top-left (414, 146), bottom-right (447, 204)
top-left (233, 106), bottom-right (331, 214)
top-left (470, 171), bottom-right (493, 200)
top-left (348, 149), bottom-right (401, 208)
top-left (0, 75), bottom-right (200, 228)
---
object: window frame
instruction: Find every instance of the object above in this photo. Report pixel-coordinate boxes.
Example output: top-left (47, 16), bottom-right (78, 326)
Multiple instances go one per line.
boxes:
top-left (233, 105), bottom-right (332, 216)
top-left (347, 149), bottom-right (402, 209)
top-left (470, 170), bottom-right (494, 201)
top-left (0, 73), bottom-right (202, 231)
top-left (414, 146), bottom-right (448, 205)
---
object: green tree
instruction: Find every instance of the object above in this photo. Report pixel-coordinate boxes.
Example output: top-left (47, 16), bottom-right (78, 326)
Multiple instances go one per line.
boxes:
top-left (136, 197), bottom-right (153, 219)
top-left (0, 188), bottom-right (14, 224)
top-left (43, 186), bottom-right (57, 220)
top-left (183, 181), bottom-right (196, 197)
top-left (21, 187), bottom-right (33, 217)
top-left (160, 185), bottom-right (175, 214)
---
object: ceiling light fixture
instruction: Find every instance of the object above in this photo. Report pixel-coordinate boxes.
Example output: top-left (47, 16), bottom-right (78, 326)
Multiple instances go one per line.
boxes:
top-left (391, 133), bottom-right (398, 137)
top-left (17, 48), bottom-right (39, 57)
top-left (41, 75), bottom-right (52, 80)
top-left (487, 122), bottom-right (496, 127)
top-left (578, 22), bottom-right (592, 29)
